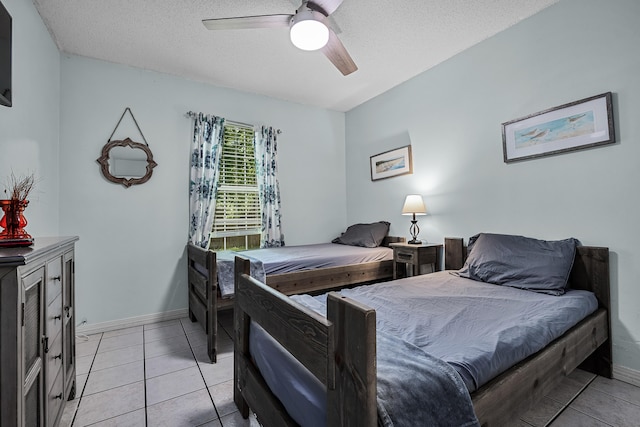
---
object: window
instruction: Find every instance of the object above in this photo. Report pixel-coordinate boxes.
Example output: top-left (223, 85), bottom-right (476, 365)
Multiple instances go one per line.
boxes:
top-left (210, 124), bottom-right (261, 251)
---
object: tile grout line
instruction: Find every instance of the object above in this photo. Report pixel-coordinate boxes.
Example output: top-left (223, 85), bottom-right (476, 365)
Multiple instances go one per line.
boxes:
top-left (543, 374), bottom-right (606, 427)
top-left (70, 332), bottom-right (104, 426)
top-left (79, 332), bottom-right (146, 426)
top-left (564, 382), bottom-right (632, 427)
top-left (589, 382), bottom-right (640, 408)
top-left (74, 320), bottom-right (232, 426)
top-left (142, 327), bottom-right (149, 427)
top-left (181, 319), bottom-right (224, 425)
top-left (562, 407), bottom-right (617, 427)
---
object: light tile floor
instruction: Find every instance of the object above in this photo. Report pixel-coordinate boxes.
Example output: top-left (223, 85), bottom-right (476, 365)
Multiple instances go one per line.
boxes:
top-left (60, 310), bottom-right (640, 426)
top-left (60, 311), bottom-right (257, 427)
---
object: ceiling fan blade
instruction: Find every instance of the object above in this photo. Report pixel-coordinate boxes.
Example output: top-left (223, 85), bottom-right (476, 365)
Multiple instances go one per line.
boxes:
top-left (202, 14), bottom-right (292, 31)
top-left (321, 29), bottom-right (357, 76)
top-left (308, 0), bottom-right (344, 16)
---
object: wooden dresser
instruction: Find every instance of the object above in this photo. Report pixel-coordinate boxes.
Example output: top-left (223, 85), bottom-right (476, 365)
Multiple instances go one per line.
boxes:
top-left (0, 236), bottom-right (78, 427)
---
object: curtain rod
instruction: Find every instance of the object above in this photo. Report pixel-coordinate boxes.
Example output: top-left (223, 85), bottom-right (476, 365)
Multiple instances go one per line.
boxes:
top-left (185, 111), bottom-right (281, 134)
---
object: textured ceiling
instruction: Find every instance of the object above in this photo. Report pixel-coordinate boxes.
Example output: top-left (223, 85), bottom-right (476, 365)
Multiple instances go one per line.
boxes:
top-left (33, 0), bottom-right (558, 112)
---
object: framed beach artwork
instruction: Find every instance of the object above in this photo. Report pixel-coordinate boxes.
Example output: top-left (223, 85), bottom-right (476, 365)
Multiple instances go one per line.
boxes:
top-left (502, 92), bottom-right (615, 163)
top-left (370, 145), bottom-right (413, 181)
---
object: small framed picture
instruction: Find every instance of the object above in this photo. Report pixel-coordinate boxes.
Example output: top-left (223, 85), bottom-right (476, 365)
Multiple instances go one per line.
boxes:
top-left (502, 92), bottom-right (615, 163)
top-left (370, 145), bottom-right (413, 181)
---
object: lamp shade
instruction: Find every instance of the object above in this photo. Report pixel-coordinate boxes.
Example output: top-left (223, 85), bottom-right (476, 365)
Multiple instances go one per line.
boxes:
top-left (401, 195), bottom-right (427, 215)
top-left (290, 10), bottom-right (329, 51)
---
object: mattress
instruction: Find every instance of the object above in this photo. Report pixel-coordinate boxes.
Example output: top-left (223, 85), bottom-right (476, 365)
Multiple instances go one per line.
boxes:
top-left (217, 243), bottom-right (393, 297)
top-left (250, 271), bottom-right (598, 426)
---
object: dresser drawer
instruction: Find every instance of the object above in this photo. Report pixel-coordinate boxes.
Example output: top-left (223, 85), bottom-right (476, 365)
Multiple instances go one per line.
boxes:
top-left (46, 256), bottom-right (63, 304)
top-left (46, 333), bottom-right (64, 393)
top-left (46, 293), bottom-right (63, 341)
top-left (47, 367), bottom-right (65, 427)
top-left (394, 249), bottom-right (416, 263)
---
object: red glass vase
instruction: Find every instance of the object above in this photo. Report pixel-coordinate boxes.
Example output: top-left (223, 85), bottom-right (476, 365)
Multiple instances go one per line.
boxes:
top-left (0, 199), bottom-right (34, 246)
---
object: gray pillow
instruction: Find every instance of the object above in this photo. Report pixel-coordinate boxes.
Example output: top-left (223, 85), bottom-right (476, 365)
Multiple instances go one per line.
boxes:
top-left (458, 233), bottom-right (579, 295)
top-left (332, 221), bottom-right (390, 248)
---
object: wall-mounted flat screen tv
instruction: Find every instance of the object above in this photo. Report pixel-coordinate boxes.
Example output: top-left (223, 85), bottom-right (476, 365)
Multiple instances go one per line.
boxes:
top-left (0, 1), bottom-right (11, 107)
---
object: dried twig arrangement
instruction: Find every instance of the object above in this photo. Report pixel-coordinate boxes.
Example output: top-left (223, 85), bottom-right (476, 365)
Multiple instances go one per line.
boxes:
top-left (3, 172), bottom-right (37, 201)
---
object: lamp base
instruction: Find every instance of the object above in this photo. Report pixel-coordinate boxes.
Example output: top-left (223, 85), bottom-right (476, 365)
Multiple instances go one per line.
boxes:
top-left (408, 218), bottom-right (421, 245)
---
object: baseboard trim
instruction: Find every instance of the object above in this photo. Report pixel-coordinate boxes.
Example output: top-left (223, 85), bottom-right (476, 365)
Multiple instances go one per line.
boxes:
top-left (613, 364), bottom-right (640, 387)
top-left (76, 308), bottom-right (189, 336)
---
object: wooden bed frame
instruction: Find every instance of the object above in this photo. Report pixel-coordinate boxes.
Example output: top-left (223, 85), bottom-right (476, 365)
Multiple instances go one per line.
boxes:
top-left (233, 237), bottom-right (612, 426)
top-left (187, 236), bottom-right (405, 362)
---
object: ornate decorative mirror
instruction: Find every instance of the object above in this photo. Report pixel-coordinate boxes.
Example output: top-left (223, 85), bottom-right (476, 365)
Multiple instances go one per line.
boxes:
top-left (97, 107), bottom-right (158, 188)
top-left (97, 138), bottom-right (157, 188)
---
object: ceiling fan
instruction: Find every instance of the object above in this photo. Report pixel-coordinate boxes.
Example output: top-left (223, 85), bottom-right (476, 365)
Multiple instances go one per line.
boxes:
top-left (202, 0), bottom-right (357, 76)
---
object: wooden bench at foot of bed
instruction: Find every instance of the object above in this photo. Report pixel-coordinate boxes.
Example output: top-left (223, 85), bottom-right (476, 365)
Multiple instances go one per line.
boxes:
top-left (232, 237), bottom-right (612, 427)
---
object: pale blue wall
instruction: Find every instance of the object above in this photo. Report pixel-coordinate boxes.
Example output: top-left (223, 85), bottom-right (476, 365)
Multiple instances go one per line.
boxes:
top-left (0, 0), bottom-right (347, 329)
top-left (4, 0), bottom-right (638, 376)
top-left (345, 0), bottom-right (640, 372)
top-left (0, 0), bottom-right (60, 235)
top-left (59, 55), bottom-right (347, 325)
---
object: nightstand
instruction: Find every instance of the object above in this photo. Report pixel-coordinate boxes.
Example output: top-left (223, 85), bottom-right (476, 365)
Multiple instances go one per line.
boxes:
top-left (389, 242), bottom-right (443, 279)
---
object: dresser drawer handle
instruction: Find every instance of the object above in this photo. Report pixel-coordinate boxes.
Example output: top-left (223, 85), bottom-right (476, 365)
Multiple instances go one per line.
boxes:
top-left (51, 275), bottom-right (61, 281)
top-left (54, 353), bottom-right (62, 360)
top-left (54, 393), bottom-right (63, 400)
top-left (53, 315), bottom-right (62, 321)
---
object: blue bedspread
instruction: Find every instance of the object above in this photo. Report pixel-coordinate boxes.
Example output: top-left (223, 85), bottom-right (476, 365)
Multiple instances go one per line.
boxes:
top-left (375, 331), bottom-right (479, 426)
top-left (330, 272), bottom-right (598, 391)
top-left (215, 251), bottom-right (265, 298)
top-left (216, 243), bottom-right (392, 298)
top-left (255, 271), bottom-right (599, 426)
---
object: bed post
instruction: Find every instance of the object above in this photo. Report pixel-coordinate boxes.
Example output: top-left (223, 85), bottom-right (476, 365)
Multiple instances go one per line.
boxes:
top-left (570, 246), bottom-right (613, 378)
top-left (187, 244), bottom-right (218, 363)
top-left (234, 256), bottom-right (251, 418)
top-left (444, 237), bottom-right (465, 270)
top-left (207, 250), bottom-right (217, 363)
top-left (326, 293), bottom-right (377, 427)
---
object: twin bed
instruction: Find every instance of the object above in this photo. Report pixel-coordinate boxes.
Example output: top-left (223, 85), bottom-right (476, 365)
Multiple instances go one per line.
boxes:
top-left (187, 222), bottom-right (404, 362)
top-left (231, 233), bottom-right (612, 426)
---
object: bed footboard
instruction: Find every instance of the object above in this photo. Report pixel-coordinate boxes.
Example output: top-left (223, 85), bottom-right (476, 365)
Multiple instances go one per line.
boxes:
top-left (187, 244), bottom-right (218, 362)
top-left (234, 256), bottom-right (377, 427)
top-left (472, 308), bottom-right (608, 426)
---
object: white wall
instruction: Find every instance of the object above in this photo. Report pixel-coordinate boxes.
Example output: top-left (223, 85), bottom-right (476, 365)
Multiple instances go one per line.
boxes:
top-left (58, 55), bottom-right (346, 325)
top-left (0, 0), bottom-right (60, 235)
top-left (345, 0), bottom-right (640, 373)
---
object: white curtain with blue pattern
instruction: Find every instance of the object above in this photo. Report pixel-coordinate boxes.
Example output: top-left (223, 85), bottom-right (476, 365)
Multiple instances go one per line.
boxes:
top-left (189, 114), bottom-right (225, 248)
top-left (255, 126), bottom-right (285, 248)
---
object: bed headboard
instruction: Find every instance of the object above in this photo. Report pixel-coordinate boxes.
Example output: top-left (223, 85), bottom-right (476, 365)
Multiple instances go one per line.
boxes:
top-left (443, 237), bottom-right (610, 310)
top-left (382, 235), bottom-right (406, 247)
top-left (444, 236), bottom-right (612, 378)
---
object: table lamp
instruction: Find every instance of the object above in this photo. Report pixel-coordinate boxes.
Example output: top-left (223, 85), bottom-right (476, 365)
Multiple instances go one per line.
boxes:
top-left (401, 195), bottom-right (427, 244)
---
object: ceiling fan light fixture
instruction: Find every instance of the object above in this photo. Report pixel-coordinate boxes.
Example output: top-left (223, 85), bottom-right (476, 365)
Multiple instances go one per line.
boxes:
top-left (290, 10), bottom-right (329, 51)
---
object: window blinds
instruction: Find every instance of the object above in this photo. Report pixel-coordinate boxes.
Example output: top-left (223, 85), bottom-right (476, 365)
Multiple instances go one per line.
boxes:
top-left (212, 124), bottom-right (260, 236)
